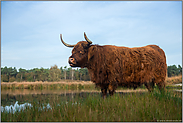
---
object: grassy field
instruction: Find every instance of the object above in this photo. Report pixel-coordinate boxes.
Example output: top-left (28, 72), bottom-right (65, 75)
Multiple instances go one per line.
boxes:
top-left (1, 88), bottom-right (182, 122)
top-left (1, 76), bottom-right (182, 122)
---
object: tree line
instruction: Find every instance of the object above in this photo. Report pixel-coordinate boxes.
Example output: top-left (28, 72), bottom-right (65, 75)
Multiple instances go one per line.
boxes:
top-left (167, 65), bottom-right (182, 77)
top-left (1, 65), bottom-right (90, 82)
top-left (1, 64), bottom-right (182, 82)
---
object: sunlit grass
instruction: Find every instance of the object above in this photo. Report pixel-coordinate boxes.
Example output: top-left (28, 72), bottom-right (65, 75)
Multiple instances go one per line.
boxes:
top-left (166, 75), bottom-right (182, 85)
top-left (1, 81), bottom-right (96, 90)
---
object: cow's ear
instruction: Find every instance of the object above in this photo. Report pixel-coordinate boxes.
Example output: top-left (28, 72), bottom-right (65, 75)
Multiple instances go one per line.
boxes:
top-left (88, 46), bottom-right (96, 60)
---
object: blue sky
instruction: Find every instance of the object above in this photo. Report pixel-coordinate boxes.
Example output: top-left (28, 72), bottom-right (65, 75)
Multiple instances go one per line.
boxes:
top-left (1, 1), bottom-right (182, 70)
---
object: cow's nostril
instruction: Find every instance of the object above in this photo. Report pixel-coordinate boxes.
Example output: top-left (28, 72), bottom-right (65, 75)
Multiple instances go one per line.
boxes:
top-left (70, 58), bottom-right (74, 62)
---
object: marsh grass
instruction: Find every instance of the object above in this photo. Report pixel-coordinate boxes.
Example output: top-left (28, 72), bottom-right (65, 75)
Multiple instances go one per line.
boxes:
top-left (166, 75), bottom-right (182, 85)
top-left (1, 75), bottom-right (181, 90)
top-left (1, 82), bottom-right (95, 91)
top-left (1, 75), bottom-right (181, 91)
top-left (1, 88), bottom-right (182, 122)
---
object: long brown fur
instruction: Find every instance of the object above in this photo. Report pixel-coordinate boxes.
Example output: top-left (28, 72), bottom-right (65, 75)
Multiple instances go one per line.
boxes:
top-left (87, 44), bottom-right (167, 94)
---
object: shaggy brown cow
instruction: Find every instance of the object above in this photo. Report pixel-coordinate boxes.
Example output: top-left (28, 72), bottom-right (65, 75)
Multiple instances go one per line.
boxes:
top-left (60, 32), bottom-right (167, 98)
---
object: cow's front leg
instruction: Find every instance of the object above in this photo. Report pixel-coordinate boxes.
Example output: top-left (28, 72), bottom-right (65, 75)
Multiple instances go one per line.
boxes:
top-left (101, 87), bottom-right (107, 99)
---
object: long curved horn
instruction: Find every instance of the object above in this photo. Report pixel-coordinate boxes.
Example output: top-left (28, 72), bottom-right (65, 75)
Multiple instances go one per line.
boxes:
top-left (84, 32), bottom-right (92, 44)
top-left (60, 34), bottom-right (75, 47)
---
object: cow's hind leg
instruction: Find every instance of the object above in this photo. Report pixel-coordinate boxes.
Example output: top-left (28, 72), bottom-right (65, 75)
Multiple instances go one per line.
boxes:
top-left (156, 82), bottom-right (165, 94)
top-left (145, 81), bottom-right (155, 92)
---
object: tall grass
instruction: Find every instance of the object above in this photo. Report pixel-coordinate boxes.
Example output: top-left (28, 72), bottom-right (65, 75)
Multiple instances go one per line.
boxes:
top-left (1, 88), bottom-right (182, 122)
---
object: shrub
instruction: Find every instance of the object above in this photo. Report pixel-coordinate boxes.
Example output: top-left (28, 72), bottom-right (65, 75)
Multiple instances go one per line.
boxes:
top-left (9, 76), bottom-right (16, 82)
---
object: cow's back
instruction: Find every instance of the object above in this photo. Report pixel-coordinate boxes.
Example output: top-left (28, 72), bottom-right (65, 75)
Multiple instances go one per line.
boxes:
top-left (117, 45), bottom-right (167, 85)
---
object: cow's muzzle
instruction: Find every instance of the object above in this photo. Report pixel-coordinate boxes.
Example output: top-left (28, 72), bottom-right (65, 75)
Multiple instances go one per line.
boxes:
top-left (68, 57), bottom-right (77, 67)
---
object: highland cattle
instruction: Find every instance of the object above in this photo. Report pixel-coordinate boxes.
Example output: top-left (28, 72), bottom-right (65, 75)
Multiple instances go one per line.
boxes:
top-left (60, 32), bottom-right (167, 98)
